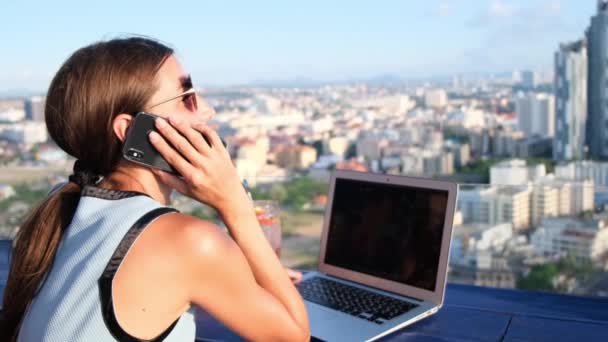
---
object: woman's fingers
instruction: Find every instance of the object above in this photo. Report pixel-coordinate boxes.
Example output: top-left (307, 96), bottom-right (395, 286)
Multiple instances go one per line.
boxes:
top-left (285, 268), bottom-right (303, 284)
top-left (148, 129), bottom-right (199, 182)
top-left (167, 116), bottom-right (212, 155)
top-left (192, 122), bottom-right (224, 149)
top-left (155, 117), bottom-right (204, 165)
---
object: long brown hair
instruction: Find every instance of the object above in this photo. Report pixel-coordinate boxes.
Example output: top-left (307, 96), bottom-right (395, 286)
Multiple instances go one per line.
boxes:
top-left (0, 37), bottom-right (173, 340)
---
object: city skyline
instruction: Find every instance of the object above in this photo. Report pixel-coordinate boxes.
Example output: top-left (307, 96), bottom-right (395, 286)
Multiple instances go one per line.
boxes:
top-left (0, 0), bottom-right (594, 91)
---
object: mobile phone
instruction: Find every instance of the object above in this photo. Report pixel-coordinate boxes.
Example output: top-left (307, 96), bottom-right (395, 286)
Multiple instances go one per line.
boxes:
top-left (122, 112), bottom-right (224, 176)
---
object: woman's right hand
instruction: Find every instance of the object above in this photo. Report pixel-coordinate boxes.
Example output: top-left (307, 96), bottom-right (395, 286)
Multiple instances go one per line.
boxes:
top-left (148, 116), bottom-right (252, 217)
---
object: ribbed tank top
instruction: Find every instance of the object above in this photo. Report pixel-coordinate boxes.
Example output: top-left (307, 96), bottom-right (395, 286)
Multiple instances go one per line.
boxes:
top-left (18, 185), bottom-right (196, 341)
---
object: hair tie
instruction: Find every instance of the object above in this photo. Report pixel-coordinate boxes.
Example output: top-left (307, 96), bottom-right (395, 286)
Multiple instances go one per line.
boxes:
top-left (68, 160), bottom-right (102, 187)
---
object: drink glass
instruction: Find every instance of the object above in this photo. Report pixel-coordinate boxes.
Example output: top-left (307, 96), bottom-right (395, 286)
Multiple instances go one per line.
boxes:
top-left (253, 200), bottom-right (282, 257)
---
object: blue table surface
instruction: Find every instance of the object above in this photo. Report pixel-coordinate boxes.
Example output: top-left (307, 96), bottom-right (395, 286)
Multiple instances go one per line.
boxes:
top-left (194, 283), bottom-right (608, 342)
top-left (1, 240), bottom-right (607, 341)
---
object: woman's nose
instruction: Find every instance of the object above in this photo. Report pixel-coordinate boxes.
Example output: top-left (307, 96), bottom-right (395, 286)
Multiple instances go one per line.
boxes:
top-left (197, 96), bottom-right (216, 122)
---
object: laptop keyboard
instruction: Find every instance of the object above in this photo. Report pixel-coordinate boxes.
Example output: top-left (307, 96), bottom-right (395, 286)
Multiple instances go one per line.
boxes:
top-left (296, 277), bottom-right (418, 324)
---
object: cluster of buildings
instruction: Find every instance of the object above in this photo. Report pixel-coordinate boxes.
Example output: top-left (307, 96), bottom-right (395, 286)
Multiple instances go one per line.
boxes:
top-left (208, 87), bottom-right (473, 186)
top-left (2, 2), bottom-right (608, 294)
top-left (0, 97), bottom-right (47, 145)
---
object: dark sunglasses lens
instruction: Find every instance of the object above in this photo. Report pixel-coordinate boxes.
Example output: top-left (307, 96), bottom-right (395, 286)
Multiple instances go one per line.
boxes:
top-left (183, 93), bottom-right (197, 111)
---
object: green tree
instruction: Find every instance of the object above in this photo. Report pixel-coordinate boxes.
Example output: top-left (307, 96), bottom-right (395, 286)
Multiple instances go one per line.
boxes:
top-left (250, 187), bottom-right (272, 200)
top-left (517, 263), bottom-right (558, 292)
top-left (190, 207), bottom-right (218, 221)
top-left (250, 177), bottom-right (329, 210)
top-left (269, 184), bottom-right (288, 203)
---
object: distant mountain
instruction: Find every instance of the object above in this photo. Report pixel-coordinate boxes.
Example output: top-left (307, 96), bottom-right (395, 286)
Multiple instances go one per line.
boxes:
top-left (247, 77), bottom-right (324, 87)
top-left (362, 73), bottom-right (403, 84)
top-left (247, 74), bottom-right (406, 87)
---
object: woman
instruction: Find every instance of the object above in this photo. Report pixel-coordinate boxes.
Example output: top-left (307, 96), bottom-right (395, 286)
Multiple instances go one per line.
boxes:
top-left (0, 37), bottom-right (310, 341)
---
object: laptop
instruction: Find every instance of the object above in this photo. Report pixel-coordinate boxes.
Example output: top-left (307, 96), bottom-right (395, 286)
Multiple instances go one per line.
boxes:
top-left (297, 170), bottom-right (458, 342)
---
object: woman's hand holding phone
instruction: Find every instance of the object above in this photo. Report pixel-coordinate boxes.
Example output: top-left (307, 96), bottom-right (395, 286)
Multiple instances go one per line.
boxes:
top-left (148, 116), bottom-right (252, 220)
top-left (150, 116), bottom-right (310, 338)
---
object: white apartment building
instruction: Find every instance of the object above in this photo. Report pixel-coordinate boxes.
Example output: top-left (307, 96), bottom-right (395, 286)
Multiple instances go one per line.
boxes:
top-left (0, 108), bottom-right (26, 123)
top-left (537, 177), bottom-right (594, 216)
top-left (531, 217), bottom-right (608, 262)
top-left (556, 161), bottom-right (608, 187)
top-left (497, 188), bottom-right (531, 231)
top-left (424, 89), bottom-right (448, 109)
top-left (570, 180), bottom-right (595, 214)
top-left (356, 136), bottom-right (388, 161)
top-left (235, 159), bottom-right (261, 187)
top-left (490, 159), bottom-right (546, 186)
top-left (531, 185), bottom-right (559, 225)
top-left (236, 137), bottom-right (269, 169)
top-left (352, 95), bottom-right (416, 114)
top-left (458, 186), bottom-right (531, 231)
top-left (472, 223), bottom-right (514, 251)
top-left (326, 136), bottom-right (349, 157)
top-left (514, 92), bottom-right (555, 137)
top-left (401, 152), bottom-right (424, 176)
top-left (557, 184), bottom-right (573, 216)
top-left (0, 121), bottom-right (47, 144)
top-left (446, 108), bottom-right (485, 129)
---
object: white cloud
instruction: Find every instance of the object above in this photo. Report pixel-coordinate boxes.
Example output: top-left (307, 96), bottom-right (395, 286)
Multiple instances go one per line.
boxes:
top-left (487, 0), bottom-right (516, 18)
top-left (468, 0), bottom-right (517, 26)
top-left (458, 0), bottom-right (573, 72)
top-left (434, 3), bottom-right (453, 17)
top-left (545, 1), bottom-right (561, 15)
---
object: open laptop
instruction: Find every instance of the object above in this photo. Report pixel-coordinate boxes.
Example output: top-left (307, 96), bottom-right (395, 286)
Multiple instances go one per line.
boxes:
top-left (297, 170), bottom-right (458, 342)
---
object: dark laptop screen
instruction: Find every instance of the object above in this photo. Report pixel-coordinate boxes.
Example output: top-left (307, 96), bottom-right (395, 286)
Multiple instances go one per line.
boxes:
top-left (324, 178), bottom-right (449, 291)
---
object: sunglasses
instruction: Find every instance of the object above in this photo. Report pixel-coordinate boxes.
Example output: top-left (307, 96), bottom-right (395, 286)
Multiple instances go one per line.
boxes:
top-left (149, 87), bottom-right (198, 112)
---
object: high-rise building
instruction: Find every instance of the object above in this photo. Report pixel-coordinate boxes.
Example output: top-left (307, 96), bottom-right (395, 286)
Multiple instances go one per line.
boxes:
top-left (520, 70), bottom-right (537, 89)
top-left (554, 40), bottom-right (588, 161)
top-left (24, 96), bottom-right (45, 122)
top-left (586, 1), bottom-right (608, 159)
top-left (514, 92), bottom-right (555, 138)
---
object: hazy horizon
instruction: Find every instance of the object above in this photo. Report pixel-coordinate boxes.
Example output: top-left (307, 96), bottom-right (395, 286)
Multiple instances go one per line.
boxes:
top-left (0, 1), bottom-right (594, 92)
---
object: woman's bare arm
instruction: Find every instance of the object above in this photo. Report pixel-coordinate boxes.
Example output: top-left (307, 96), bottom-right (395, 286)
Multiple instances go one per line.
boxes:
top-left (174, 215), bottom-right (309, 341)
top-left (148, 117), bottom-right (309, 340)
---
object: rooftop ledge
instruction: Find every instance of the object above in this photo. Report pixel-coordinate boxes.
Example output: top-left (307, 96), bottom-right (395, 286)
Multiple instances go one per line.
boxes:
top-left (193, 282), bottom-right (608, 342)
top-left (1, 241), bottom-right (608, 341)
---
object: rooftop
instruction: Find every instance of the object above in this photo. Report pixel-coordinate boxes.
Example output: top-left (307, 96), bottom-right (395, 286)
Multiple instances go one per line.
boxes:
top-left (1, 240), bottom-right (607, 341)
top-left (190, 281), bottom-right (608, 341)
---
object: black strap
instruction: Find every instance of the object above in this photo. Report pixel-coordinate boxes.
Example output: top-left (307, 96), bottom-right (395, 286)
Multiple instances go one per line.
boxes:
top-left (98, 207), bottom-right (179, 342)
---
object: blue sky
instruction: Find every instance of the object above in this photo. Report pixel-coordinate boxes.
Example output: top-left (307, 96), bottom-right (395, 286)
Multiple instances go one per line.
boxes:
top-left (0, 0), bottom-right (595, 91)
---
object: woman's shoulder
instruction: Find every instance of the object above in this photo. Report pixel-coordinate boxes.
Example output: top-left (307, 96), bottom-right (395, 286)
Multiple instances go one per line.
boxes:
top-left (150, 212), bottom-right (234, 264)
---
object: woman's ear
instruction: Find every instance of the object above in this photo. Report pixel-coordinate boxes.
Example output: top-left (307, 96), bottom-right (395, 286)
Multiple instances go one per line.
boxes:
top-left (113, 113), bottom-right (133, 143)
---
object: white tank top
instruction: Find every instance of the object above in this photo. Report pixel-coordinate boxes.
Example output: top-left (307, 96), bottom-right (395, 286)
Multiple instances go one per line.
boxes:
top-left (18, 185), bottom-right (196, 341)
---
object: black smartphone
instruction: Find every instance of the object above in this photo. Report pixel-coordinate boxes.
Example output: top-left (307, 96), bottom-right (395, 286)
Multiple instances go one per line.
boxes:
top-left (122, 112), bottom-right (224, 176)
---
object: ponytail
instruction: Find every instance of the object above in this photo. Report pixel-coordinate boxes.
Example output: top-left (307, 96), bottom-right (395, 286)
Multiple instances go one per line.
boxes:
top-left (0, 182), bottom-right (82, 341)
